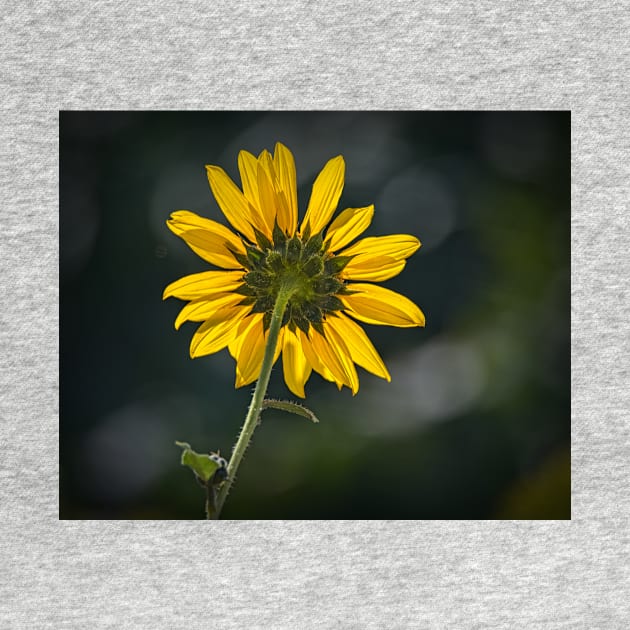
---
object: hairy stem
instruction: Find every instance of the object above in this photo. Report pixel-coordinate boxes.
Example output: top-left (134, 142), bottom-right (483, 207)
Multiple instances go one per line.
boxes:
top-left (212, 283), bottom-right (294, 519)
top-left (205, 485), bottom-right (215, 519)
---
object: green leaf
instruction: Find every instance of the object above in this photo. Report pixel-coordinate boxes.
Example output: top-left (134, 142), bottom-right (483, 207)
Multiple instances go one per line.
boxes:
top-left (175, 441), bottom-right (220, 482)
top-left (262, 399), bottom-right (320, 423)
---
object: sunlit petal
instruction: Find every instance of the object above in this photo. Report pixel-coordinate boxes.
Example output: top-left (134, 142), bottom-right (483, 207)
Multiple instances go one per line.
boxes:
top-left (340, 234), bottom-right (421, 260)
top-left (325, 205), bottom-right (374, 252)
top-left (282, 328), bottom-right (313, 398)
top-left (206, 165), bottom-right (257, 242)
top-left (256, 152), bottom-right (280, 234)
top-left (321, 323), bottom-right (360, 394)
top-left (167, 211), bottom-right (245, 269)
top-left (190, 308), bottom-right (249, 358)
top-left (310, 326), bottom-right (359, 394)
top-left (238, 150), bottom-right (260, 211)
top-left (273, 142), bottom-right (298, 234)
top-left (227, 313), bottom-right (262, 358)
top-left (326, 313), bottom-right (391, 381)
top-left (234, 315), bottom-right (267, 387)
top-left (163, 270), bottom-right (245, 300)
top-left (301, 155), bottom-right (345, 235)
top-left (341, 283), bottom-right (425, 328)
top-left (341, 256), bottom-right (406, 282)
top-left (298, 329), bottom-right (337, 384)
top-left (174, 294), bottom-right (247, 330)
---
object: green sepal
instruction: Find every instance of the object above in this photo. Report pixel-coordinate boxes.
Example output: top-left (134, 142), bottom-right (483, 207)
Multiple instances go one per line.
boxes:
top-left (262, 399), bottom-right (320, 423)
top-left (289, 304), bottom-right (310, 333)
top-left (336, 285), bottom-right (358, 295)
top-left (266, 250), bottom-right (284, 273)
top-left (230, 250), bottom-right (252, 269)
top-left (272, 220), bottom-right (287, 248)
top-left (324, 255), bottom-right (354, 275)
top-left (245, 244), bottom-right (265, 267)
top-left (319, 295), bottom-right (344, 312)
top-left (286, 235), bottom-right (303, 263)
top-left (314, 277), bottom-right (343, 295)
top-left (252, 295), bottom-right (274, 313)
top-left (281, 307), bottom-right (291, 327)
top-left (175, 441), bottom-right (220, 483)
top-left (253, 228), bottom-right (273, 251)
top-left (301, 222), bottom-right (311, 242)
top-left (303, 303), bottom-right (323, 323)
top-left (303, 233), bottom-right (324, 258)
top-left (302, 255), bottom-right (324, 277)
top-left (295, 316), bottom-right (310, 334)
top-left (244, 271), bottom-right (272, 288)
top-left (234, 283), bottom-right (258, 297)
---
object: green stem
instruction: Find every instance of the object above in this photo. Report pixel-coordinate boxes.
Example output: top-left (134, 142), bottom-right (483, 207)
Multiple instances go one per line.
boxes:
top-left (212, 283), bottom-right (294, 519)
top-left (205, 485), bottom-right (215, 520)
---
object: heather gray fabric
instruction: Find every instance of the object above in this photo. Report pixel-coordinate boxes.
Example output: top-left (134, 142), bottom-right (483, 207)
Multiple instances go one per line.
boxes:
top-left (1, 1), bottom-right (629, 627)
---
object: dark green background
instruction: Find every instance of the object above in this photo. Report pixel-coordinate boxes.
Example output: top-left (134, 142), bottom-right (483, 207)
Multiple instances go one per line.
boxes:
top-left (60, 111), bottom-right (570, 519)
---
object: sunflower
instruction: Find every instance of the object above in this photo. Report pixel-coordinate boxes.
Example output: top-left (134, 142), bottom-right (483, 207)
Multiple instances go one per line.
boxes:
top-left (164, 142), bottom-right (425, 397)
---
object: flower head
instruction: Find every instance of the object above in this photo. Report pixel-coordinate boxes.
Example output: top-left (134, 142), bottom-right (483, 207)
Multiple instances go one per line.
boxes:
top-left (164, 143), bottom-right (425, 397)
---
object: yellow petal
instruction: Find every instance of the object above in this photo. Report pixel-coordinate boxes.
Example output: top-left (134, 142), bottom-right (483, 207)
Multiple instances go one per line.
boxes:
top-left (190, 308), bottom-right (249, 358)
top-left (273, 142), bottom-right (298, 234)
top-left (206, 165), bottom-right (258, 242)
top-left (325, 205), bottom-right (374, 252)
top-left (228, 313), bottom-right (260, 358)
top-left (174, 294), bottom-right (247, 330)
top-left (256, 152), bottom-right (280, 234)
top-left (167, 211), bottom-right (246, 269)
top-left (238, 150), bottom-right (260, 211)
top-left (163, 270), bottom-right (245, 300)
top-left (273, 327), bottom-right (284, 364)
top-left (259, 150), bottom-right (294, 235)
top-left (237, 151), bottom-right (272, 237)
top-left (282, 328), bottom-right (312, 398)
top-left (229, 315), bottom-right (284, 386)
top-left (326, 313), bottom-right (391, 381)
top-left (297, 329), bottom-right (337, 384)
top-left (301, 155), bottom-right (345, 235)
top-left (310, 327), bottom-right (359, 395)
top-left (341, 283), bottom-right (425, 328)
top-left (340, 234), bottom-right (421, 260)
top-left (341, 256), bottom-right (407, 282)
top-left (234, 315), bottom-right (267, 387)
top-left (321, 323), bottom-right (360, 394)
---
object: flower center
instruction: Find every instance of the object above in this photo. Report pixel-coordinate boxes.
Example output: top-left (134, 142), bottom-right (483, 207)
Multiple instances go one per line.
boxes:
top-left (232, 222), bottom-right (354, 333)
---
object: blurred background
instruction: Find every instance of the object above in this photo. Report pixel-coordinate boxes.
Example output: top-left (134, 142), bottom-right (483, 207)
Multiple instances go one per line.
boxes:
top-left (60, 111), bottom-right (570, 519)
